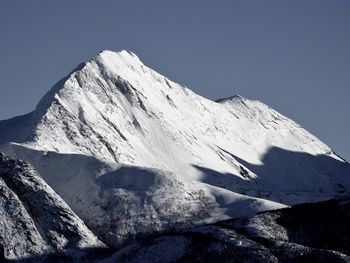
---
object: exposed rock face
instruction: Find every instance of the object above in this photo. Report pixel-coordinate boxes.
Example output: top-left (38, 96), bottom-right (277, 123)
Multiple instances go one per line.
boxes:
top-left (103, 197), bottom-right (350, 263)
top-left (0, 152), bottom-right (105, 262)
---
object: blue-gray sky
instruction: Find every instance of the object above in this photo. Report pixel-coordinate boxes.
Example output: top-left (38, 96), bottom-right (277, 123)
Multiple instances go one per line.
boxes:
top-left (0, 1), bottom-right (349, 160)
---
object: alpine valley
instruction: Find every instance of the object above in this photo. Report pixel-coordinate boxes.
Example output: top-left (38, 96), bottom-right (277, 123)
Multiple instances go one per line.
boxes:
top-left (0, 50), bottom-right (349, 262)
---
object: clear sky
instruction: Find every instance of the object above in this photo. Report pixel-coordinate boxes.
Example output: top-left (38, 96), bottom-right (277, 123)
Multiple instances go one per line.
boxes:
top-left (0, 1), bottom-right (349, 160)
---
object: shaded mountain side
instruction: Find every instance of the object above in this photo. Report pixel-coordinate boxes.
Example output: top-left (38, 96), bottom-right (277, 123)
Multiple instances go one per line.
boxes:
top-left (1, 151), bottom-right (349, 262)
top-left (12, 196), bottom-right (350, 262)
top-left (194, 146), bottom-right (350, 204)
top-left (0, 152), bottom-right (105, 262)
top-left (101, 197), bottom-right (350, 263)
top-left (0, 144), bottom-right (285, 248)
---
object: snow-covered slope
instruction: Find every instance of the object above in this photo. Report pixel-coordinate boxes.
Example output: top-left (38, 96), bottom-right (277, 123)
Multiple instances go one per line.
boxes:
top-left (0, 152), bottom-right (105, 261)
top-left (0, 144), bottom-right (284, 248)
top-left (0, 50), bottom-right (349, 247)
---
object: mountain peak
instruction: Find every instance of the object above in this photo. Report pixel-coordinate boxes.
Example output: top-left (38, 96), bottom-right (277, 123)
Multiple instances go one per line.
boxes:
top-left (94, 49), bottom-right (142, 68)
top-left (33, 49), bottom-right (147, 117)
top-left (1, 49), bottom-right (350, 252)
top-left (98, 49), bottom-right (138, 58)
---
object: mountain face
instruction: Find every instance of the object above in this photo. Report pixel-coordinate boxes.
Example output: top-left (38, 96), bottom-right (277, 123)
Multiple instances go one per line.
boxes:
top-left (0, 152), bottom-right (105, 262)
top-left (0, 50), bottom-right (349, 248)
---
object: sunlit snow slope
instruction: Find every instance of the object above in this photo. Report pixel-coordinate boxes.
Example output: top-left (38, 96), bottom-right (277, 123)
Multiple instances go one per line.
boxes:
top-left (0, 50), bottom-right (349, 247)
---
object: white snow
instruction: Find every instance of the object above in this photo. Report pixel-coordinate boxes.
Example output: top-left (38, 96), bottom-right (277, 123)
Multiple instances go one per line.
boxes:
top-left (0, 49), bottom-right (349, 247)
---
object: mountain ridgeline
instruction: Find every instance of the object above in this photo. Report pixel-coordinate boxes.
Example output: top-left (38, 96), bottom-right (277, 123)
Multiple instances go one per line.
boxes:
top-left (0, 50), bottom-right (349, 261)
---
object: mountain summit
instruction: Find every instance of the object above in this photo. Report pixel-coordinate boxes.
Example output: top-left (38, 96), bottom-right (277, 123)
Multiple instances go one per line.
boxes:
top-left (0, 50), bottom-right (349, 248)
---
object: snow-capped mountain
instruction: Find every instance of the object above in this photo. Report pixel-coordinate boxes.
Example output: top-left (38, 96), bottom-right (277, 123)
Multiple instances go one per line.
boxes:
top-left (0, 50), bottom-right (349, 248)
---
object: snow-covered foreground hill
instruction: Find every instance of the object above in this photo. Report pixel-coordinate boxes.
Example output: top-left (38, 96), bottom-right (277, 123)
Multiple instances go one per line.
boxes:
top-left (0, 152), bottom-right (105, 262)
top-left (0, 50), bottom-right (349, 248)
top-left (102, 196), bottom-right (350, 263)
